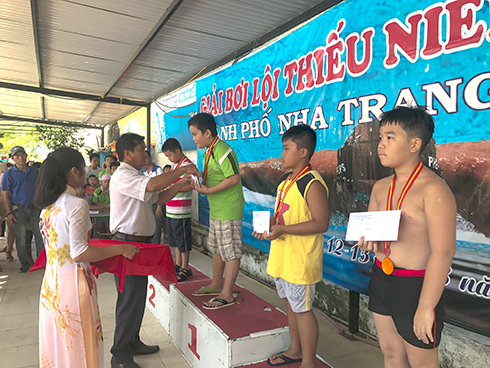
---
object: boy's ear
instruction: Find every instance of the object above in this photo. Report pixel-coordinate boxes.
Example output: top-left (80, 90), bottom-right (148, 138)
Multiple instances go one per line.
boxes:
top-left (204, 129), bottom-right (212, 138)
top-left (299, 147), bottom-right (309, 159)
top-left (410, 137), bottom-right (422, 153)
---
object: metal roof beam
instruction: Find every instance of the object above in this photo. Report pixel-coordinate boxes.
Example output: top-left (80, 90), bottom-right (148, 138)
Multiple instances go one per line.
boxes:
top-left (84, 0), bottom-right (185, 123)
top-left (159, 0), bottom-right (344, 97)
top-left (0, 82), bottom-right (147, 107)
top-left (30, 0), bottom-right (46, 121)
top-left (0, 115), bottom-right (103, 130)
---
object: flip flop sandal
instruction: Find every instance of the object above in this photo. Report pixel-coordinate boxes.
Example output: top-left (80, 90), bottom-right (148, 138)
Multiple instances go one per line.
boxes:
top-left (175, 264), bottom-right (181, 273)
top-left (267, 353), bottom-right (302, 366)
top-left (177, 268), bottom-right (193, 282)
top-left (192, 286), bottom-right (220, 297)
top-left (202, 297), bottom-right (235, 310)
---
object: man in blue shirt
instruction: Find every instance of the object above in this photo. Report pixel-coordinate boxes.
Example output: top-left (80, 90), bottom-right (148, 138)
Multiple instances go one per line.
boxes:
top-left (1, 146), bottom-right (43, 272)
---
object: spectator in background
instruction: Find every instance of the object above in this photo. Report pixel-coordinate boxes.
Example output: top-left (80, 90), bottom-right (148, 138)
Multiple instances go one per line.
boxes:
top-left (0, 162), bottom-right (15, 266)
top-left (92, 173), bottom-right (111, 238)
top-left (109, 161), bottom-right (120, 175)
top-left (99, 154), bottom-right (117, 178)
top-left (163, 164), bottom-right (171, 173)
top-left (1, 146), bottom-right (43, 272)
top-left (85, 153), bottom-right (102, 184)
top-left (142, 151), bottom-right (166, 244)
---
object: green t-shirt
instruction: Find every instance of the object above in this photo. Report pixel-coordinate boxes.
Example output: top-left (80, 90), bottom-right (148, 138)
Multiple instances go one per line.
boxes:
top-left (98, 169), bottom-right (111, 178)
top-left (204, 139), bottom-right (244, 221)
top-left (92, 187), bottom-right (110, 223)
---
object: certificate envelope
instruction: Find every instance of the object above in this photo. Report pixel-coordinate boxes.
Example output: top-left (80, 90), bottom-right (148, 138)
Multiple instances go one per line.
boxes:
top-left (345, 210), bottom-right (401, 241)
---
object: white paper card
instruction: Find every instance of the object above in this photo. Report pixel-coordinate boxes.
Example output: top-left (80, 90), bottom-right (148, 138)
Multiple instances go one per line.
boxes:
top-left (191, 175), bottom-right (200, 187)
top-left (345, 210), bottom-right (401, 241)
top-left (253, 211), bottom-right (270, 234)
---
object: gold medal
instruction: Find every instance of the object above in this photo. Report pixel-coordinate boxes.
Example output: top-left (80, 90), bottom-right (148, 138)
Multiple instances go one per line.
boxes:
top-left (381, 257), bottom-right (394, 275)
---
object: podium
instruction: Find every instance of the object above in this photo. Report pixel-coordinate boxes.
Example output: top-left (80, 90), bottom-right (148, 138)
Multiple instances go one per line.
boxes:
top-left (146, 266), bottom-right (331, 368)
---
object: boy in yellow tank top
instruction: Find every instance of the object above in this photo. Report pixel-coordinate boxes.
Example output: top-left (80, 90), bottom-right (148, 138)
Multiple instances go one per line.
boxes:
top-left (253, 125), bottom-right (329, 368)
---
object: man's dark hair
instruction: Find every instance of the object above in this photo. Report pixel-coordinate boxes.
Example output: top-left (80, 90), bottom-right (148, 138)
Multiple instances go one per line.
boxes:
top-left (33, 162), bottom-right (41, 168)
top-left (380, 106), bottom-right (435, 153)
top-left (105, 154), bottom-right (116, 162)
top-left (89, 152), bottom-right (100, 161)
top-left (116, 133), bottom-right (145, 162)
top-left (162, 138), bottom-right (182, 152)
top-left (282, 124), bottom-right (317, 159)
top-left (110, 161), bottom-right (120, 169)
top-left (187, 113), bottom-right (218, 137)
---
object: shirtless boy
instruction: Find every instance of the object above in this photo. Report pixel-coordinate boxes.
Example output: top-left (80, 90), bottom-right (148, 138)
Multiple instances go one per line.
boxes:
top-left (358, 106), bottom-right (456, 368)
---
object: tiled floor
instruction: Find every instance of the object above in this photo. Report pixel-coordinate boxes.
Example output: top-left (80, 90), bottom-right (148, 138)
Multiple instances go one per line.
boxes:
top-left (0, 237), bottom-right (384, 368)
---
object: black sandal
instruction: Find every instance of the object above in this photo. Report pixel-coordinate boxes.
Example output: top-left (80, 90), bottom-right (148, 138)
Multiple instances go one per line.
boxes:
top-left (177, 268), bottom-right (193, 282)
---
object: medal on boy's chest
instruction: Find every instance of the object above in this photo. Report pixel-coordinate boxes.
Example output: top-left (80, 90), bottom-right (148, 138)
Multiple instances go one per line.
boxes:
top-left (200, 137), bottom-right (219, 197)
top-left (382, 161), bottom-right (423, 275)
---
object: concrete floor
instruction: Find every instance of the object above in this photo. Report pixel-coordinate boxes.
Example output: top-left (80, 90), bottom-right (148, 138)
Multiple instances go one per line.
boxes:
top-left (0, 237), bottom-right (384, 368)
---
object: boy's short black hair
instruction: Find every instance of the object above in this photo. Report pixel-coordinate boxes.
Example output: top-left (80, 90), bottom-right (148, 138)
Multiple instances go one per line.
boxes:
top-left (116, 133), bottom-right (145, 161)
top-left (88, 174), bottom-right (97, 179)
top-left (110, 161), bottom-right (120, 169)
top-left (282, 124), bottom-right (317, 159)
top-left (163, 164), bottom-right (172, 171)
top-left (380, 106), bottom-right (435, 153)
top-left (187, 113), bottom-right (218, 137)
top-left (162, 138), bottom-right (182, 152)
top-left (105, 154), bottom-right (116, 162)
top-left (89, 152), bottom-right (100, 161)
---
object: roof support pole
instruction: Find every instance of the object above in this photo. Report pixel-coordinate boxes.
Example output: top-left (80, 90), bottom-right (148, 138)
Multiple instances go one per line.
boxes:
top-left (146, 103), bottom-right (151, 151)
top-left (100, 127), bottom-right (105, 148)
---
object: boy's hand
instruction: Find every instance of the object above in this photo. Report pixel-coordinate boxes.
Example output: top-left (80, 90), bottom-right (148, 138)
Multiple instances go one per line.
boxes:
top-left (358, 236), bottom-right (378, 252)
top-left (264, 225), bottom-right (285, 241)
top-left (120, 244), bottom-right (139, 260)
top-left (252, 230), bottom-right (268, 240)
top-left (178, 174), bottom-right (192, 188)
top-left (193, 182), bottom-right (209, 194)
top-left (413, 307), bottom-right (435, 344)
top-left (156, 206), bottom-right (163, 218)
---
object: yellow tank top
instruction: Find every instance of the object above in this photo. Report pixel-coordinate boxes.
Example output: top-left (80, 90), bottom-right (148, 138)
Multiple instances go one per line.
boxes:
top-left (267, 170), bottom-right (329, 284)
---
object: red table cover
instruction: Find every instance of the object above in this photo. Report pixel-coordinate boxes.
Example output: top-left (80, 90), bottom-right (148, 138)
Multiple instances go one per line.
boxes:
top-left (30, 239), bottom-right (177, 292)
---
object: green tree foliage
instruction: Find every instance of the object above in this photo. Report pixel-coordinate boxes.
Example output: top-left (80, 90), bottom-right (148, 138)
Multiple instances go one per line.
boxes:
top-left (0, 130), bottom-right (47, 161)
top-left (36, 125), bottom-right (85, 151)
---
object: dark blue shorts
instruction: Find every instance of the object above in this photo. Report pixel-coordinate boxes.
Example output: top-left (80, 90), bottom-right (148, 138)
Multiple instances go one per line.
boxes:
top-left (166, 217), bottom-right (192, 253)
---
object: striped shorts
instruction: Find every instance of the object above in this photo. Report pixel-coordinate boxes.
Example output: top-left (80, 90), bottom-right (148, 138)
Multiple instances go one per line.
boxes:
top-left (208, 218), bottom-right (243, 261)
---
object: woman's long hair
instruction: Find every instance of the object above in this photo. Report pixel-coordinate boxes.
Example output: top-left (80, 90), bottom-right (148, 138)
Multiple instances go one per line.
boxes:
top-left (34, 147), bottom-right (85, 208)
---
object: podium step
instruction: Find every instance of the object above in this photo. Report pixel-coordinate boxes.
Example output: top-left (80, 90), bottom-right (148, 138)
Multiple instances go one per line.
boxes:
top-left (170, 279), bottom-right (290, 367)
top-left (234, 356), bottom-right (332, 367)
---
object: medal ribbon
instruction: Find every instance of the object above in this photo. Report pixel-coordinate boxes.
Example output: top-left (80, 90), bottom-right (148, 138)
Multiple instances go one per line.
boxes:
top-left (172, 156), bottom-right (186, 171)
top-left (273, 165), bottom-right (311, 217)
top-left (202, 136), bottom-right (219, 186)
top-left (383, 161), bottom-right (423, 257)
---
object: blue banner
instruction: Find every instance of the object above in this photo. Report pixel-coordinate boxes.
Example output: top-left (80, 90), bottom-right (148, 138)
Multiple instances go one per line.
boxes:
top-left (195, 0), bottom-right (490, 336)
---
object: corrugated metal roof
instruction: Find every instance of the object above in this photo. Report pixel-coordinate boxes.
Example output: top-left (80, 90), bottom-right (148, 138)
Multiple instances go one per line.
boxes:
top-left (0, 0), bottom-right (339, 131)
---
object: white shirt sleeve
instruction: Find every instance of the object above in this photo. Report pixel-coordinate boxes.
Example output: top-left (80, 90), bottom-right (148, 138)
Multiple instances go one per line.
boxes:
top-left (68, 197), bottom-right (92, 259)
top-left (117, 169), bottom-right (155, 202)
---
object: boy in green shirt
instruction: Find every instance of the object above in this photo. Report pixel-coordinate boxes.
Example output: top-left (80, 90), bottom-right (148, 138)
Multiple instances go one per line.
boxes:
top-left (188, 113), bottom-right (245, 309)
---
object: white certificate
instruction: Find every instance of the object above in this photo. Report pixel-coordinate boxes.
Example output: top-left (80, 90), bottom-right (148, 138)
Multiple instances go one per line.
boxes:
top-left (253, 211), bottom-right (270, 234)
top-left (345, 210), bottom-right (401, 241)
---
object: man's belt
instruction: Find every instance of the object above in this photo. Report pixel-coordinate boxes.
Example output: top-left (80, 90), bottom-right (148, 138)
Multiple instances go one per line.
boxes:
top-left (114, 231), bottom-right (153, 243)
top-left (12, 203), bottom-right (34, 209)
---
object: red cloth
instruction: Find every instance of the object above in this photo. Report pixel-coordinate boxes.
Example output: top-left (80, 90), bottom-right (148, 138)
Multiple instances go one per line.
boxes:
top-left (30, 239), bottom-right (177, 292)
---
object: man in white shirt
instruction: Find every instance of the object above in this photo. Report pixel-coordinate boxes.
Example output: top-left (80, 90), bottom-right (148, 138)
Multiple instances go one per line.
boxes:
top-left (110, 133), bottom-right (199, 368)
top-left (141, 151), bottom-right (165, 244)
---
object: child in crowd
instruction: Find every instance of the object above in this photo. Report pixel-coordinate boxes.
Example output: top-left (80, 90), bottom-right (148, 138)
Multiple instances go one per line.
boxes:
top-left (75, 186), bottom-right (86, 199)
top-left (85, 174), bottom-right (99, 194)
top-left (85, 152), bottom-right (102, 183)
top-left (98, 154), bottom-right (116, 178)
top-left (162, 138), bottom-right (194, 281)
top-left (92, 173), bottom-right (111, 238)
top-left (189, 113), bottom-right (245, 309)
top-left (358, 106), bottom-right (456, 368)
top-left (163, 164), bottom-right (171, 173)
top-left (253, 125), bottom-right (329, 368)
top-left (109, 161), bottom-right (120, 175)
